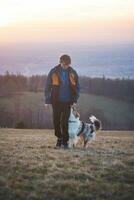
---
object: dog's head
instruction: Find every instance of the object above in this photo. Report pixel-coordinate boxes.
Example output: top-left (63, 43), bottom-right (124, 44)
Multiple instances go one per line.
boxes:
top-left (89, 115), bottom-right (102, 131)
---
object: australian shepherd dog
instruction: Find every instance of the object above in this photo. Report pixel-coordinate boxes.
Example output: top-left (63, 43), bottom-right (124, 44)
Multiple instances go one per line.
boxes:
top-left (68, 107), bottom-right (101, 148)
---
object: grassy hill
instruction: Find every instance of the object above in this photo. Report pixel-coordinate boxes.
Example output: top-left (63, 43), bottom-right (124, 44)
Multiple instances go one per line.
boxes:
top-left (0, 129), bottom-right (134, 200)
top-left (0, 91), bottom-right (134, 129)
top-left (79, 93), bottom-right (134, 128)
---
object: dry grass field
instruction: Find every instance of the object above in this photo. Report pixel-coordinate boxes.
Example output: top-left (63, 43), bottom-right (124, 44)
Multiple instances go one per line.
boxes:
top-left (0, 129), bottom-right (134, 200)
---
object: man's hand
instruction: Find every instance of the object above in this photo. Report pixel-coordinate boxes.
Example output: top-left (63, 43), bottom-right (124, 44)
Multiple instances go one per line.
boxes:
top-left (44, 103), bottom-right (50, 110)
top-left (72, 103), bottom-right (77, 107)
top-left (71, 103), bottom-right (77, 110)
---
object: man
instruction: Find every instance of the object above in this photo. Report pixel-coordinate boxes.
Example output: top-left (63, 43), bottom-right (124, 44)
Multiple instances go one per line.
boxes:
top-left (44, 54), bottom-right (80, 149)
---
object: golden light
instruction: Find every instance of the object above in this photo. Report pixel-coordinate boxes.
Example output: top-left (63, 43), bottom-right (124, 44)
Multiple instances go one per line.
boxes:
top-left (0, 0), bottom-right (134, 27)
top-left (0, 0), bottom-right (134, 44)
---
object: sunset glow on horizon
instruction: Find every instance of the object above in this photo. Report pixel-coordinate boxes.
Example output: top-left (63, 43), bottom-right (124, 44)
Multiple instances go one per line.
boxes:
top-left (0, 0), bottom-right (134, 45)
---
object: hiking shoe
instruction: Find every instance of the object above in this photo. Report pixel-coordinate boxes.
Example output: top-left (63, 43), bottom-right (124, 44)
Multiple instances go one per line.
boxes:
top-left (55, 138), bottom-right (62, 149)
top-left (61, 143), bottom-right (70, 150)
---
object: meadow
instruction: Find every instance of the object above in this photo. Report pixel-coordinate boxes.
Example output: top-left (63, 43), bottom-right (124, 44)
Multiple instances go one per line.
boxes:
top-left (0, 129), bottom-right (134, 200)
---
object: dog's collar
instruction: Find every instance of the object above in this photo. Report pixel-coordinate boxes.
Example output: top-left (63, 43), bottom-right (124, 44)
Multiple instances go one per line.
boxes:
top-left (69, 120), bottom-right (78, 123)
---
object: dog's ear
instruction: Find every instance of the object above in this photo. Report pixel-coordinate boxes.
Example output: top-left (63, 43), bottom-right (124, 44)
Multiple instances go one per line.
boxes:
top-left (76, 111), bottom-right (80, 118)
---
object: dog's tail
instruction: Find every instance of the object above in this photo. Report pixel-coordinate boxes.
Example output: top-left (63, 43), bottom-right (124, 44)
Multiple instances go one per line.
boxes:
top-left (89, 115), bottom-right (97, 123)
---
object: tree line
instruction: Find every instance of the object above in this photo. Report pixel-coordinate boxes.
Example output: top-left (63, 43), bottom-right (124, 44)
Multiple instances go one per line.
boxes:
top-left (0, 71), bottom-right (134, 130)
top-left (0, 71), bottom-right (134, 103)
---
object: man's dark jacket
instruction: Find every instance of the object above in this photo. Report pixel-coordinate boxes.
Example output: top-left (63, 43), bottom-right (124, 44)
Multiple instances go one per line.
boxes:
top-left (44, 64), bottom-right (80, 104)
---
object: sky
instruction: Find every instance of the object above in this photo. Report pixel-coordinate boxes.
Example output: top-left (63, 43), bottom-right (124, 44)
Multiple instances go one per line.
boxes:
top-left (0, 0), bottom-right (134, 45)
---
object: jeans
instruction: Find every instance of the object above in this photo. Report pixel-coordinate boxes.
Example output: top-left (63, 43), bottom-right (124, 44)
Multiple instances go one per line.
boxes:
top-left (52, 101), bottom-right (71, 145)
